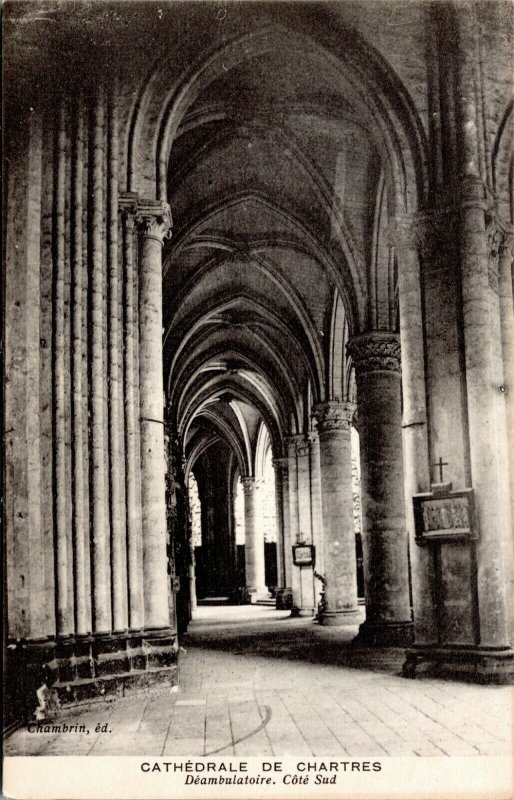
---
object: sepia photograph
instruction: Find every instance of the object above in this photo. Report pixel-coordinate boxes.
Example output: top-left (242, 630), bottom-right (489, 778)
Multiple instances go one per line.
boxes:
top-left (2, 1), bottom-right (513, 798)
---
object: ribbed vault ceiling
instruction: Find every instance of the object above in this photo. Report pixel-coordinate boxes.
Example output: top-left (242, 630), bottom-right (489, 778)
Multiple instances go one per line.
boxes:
top-left (163, 18), bottom-right (397, 471)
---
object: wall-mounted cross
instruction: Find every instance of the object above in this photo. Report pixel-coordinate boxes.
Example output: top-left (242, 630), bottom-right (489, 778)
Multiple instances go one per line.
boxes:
top-left (432, 457), bottom-right (448, 483)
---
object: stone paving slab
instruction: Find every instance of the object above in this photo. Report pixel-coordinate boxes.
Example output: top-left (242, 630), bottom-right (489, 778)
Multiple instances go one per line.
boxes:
top-left (4, 605), bottom-right (512, 758)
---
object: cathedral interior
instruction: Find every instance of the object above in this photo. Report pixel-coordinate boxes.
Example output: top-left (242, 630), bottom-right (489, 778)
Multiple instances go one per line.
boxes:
top-left (3, 0), bottom-right (514, 740)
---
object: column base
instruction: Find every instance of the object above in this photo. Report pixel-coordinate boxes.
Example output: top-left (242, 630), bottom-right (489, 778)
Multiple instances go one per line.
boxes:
top-left (403, 644), bottom-right (514, 684)
top-left (275, 587), bottom-right (293, 610)
top-left (353, 619), bottom-right (414, 646)
top-left (6, 629), bottom-right (179, 721)
top-left (291, 606), bottom-right (316, 618)
top-left (4, 637), bottom-right (58, 729)
top-left (248, 589), bottom-right (271, 604)
top-left (319, 609), bottom-right (361, 627)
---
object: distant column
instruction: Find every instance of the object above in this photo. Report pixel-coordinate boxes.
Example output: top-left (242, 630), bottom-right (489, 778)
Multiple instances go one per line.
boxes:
top-left (272, 460), bottom-right (286, 588)
top-left (308, 432), bottom-right (324, 598)
top-left (275, 457), bottom-right (292, 589)
top-left (286, 435), bottom-right (316, 617)
top-left (242, 477), bottom-right (267, 599)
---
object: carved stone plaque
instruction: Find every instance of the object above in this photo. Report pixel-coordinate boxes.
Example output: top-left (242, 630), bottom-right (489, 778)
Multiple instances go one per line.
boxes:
top-left (292, 544), bottom-right (316, 566)
top-left (413, 489), bottom-right (477, 545)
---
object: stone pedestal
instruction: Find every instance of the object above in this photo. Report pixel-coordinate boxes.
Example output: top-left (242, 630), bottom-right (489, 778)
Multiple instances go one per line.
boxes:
top-left (313, 401), bottom-right (360, 626)
top-left (347, 333), bottom-right (413, 645)
top-left (7, 630), bottom-right (178, 720)
top-left (242, 477), bottom-right (267, 600)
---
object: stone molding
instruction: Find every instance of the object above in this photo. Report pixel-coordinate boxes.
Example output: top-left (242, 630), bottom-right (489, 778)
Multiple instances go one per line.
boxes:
top-left (313, 400), bottom-right (355, 433)
top-left (459, 175), bottom-right (494, 212)
top-left (388, 197), bottom-right (513, 261)
top-left (347, 332), bottom-right (401, 374)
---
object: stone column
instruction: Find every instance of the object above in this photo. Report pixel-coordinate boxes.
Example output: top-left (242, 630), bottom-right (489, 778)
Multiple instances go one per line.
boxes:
top-left (54, 100), bottom-right (73, 637)
top-left (313, 401), bottom-right (360, 626)
top-left (89, 88), bottom-right (112, 635)
top-left (272, 460), bottom-right (286, 588)
top-left (286, 435), bottom-right (316, 616)
top-left (227, 486), bottom-right (238, 592)
top-left (455, 10), bottom-right (512, 656)
top-left (242, 477), bottom-right (267, 599)
top-left (120, 202), bottom-right (144, 631)
top-left (392, 218), bottom-right (436, 644)
top-left (107, 84), bottom-right (127, 634)
top-left (70, 96), bottom-right (88, 636)
top-left (347, 333), bottom-right (413, 645)
top-left (5, 107), bottom-right (48, 641)
top-left (309, 432), bottom-right (324, 595)
top-left (275, 457), bottom-right (292, 589)
top-left (137, 201), bottom-right (173, 632)
top-left (498, 231), bottom-right (514, 533)
top-left (458, 183), bottom-right (512, 648)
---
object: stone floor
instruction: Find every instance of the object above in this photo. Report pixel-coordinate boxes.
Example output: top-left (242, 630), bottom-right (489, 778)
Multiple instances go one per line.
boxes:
top-left (5, 605), bottom-right (512, 757)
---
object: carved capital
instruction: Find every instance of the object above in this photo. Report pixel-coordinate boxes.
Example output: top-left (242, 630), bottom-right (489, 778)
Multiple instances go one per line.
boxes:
top-left (119, 194), bottom-right (173, 245)
top-left (272, 457), bottom-right (288, 473)
top-left (119, 191), bottom-right (139, 230)
top-left (137, 200), bottom-right (173, 246)
top-left (285, 434), bottom-right (310, 457)
top-left (241, 476), bottom-right (257, 496)
top-left (313, 401), bottom-right (355, 433)
top-left (347, 332), bottom-right (401, 375)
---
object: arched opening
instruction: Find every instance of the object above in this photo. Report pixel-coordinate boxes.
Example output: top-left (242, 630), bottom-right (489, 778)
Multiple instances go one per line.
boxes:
top-left (159, 15), bottom-right (418, 628)
top-left (184, 416), bottom-right (282, 609)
